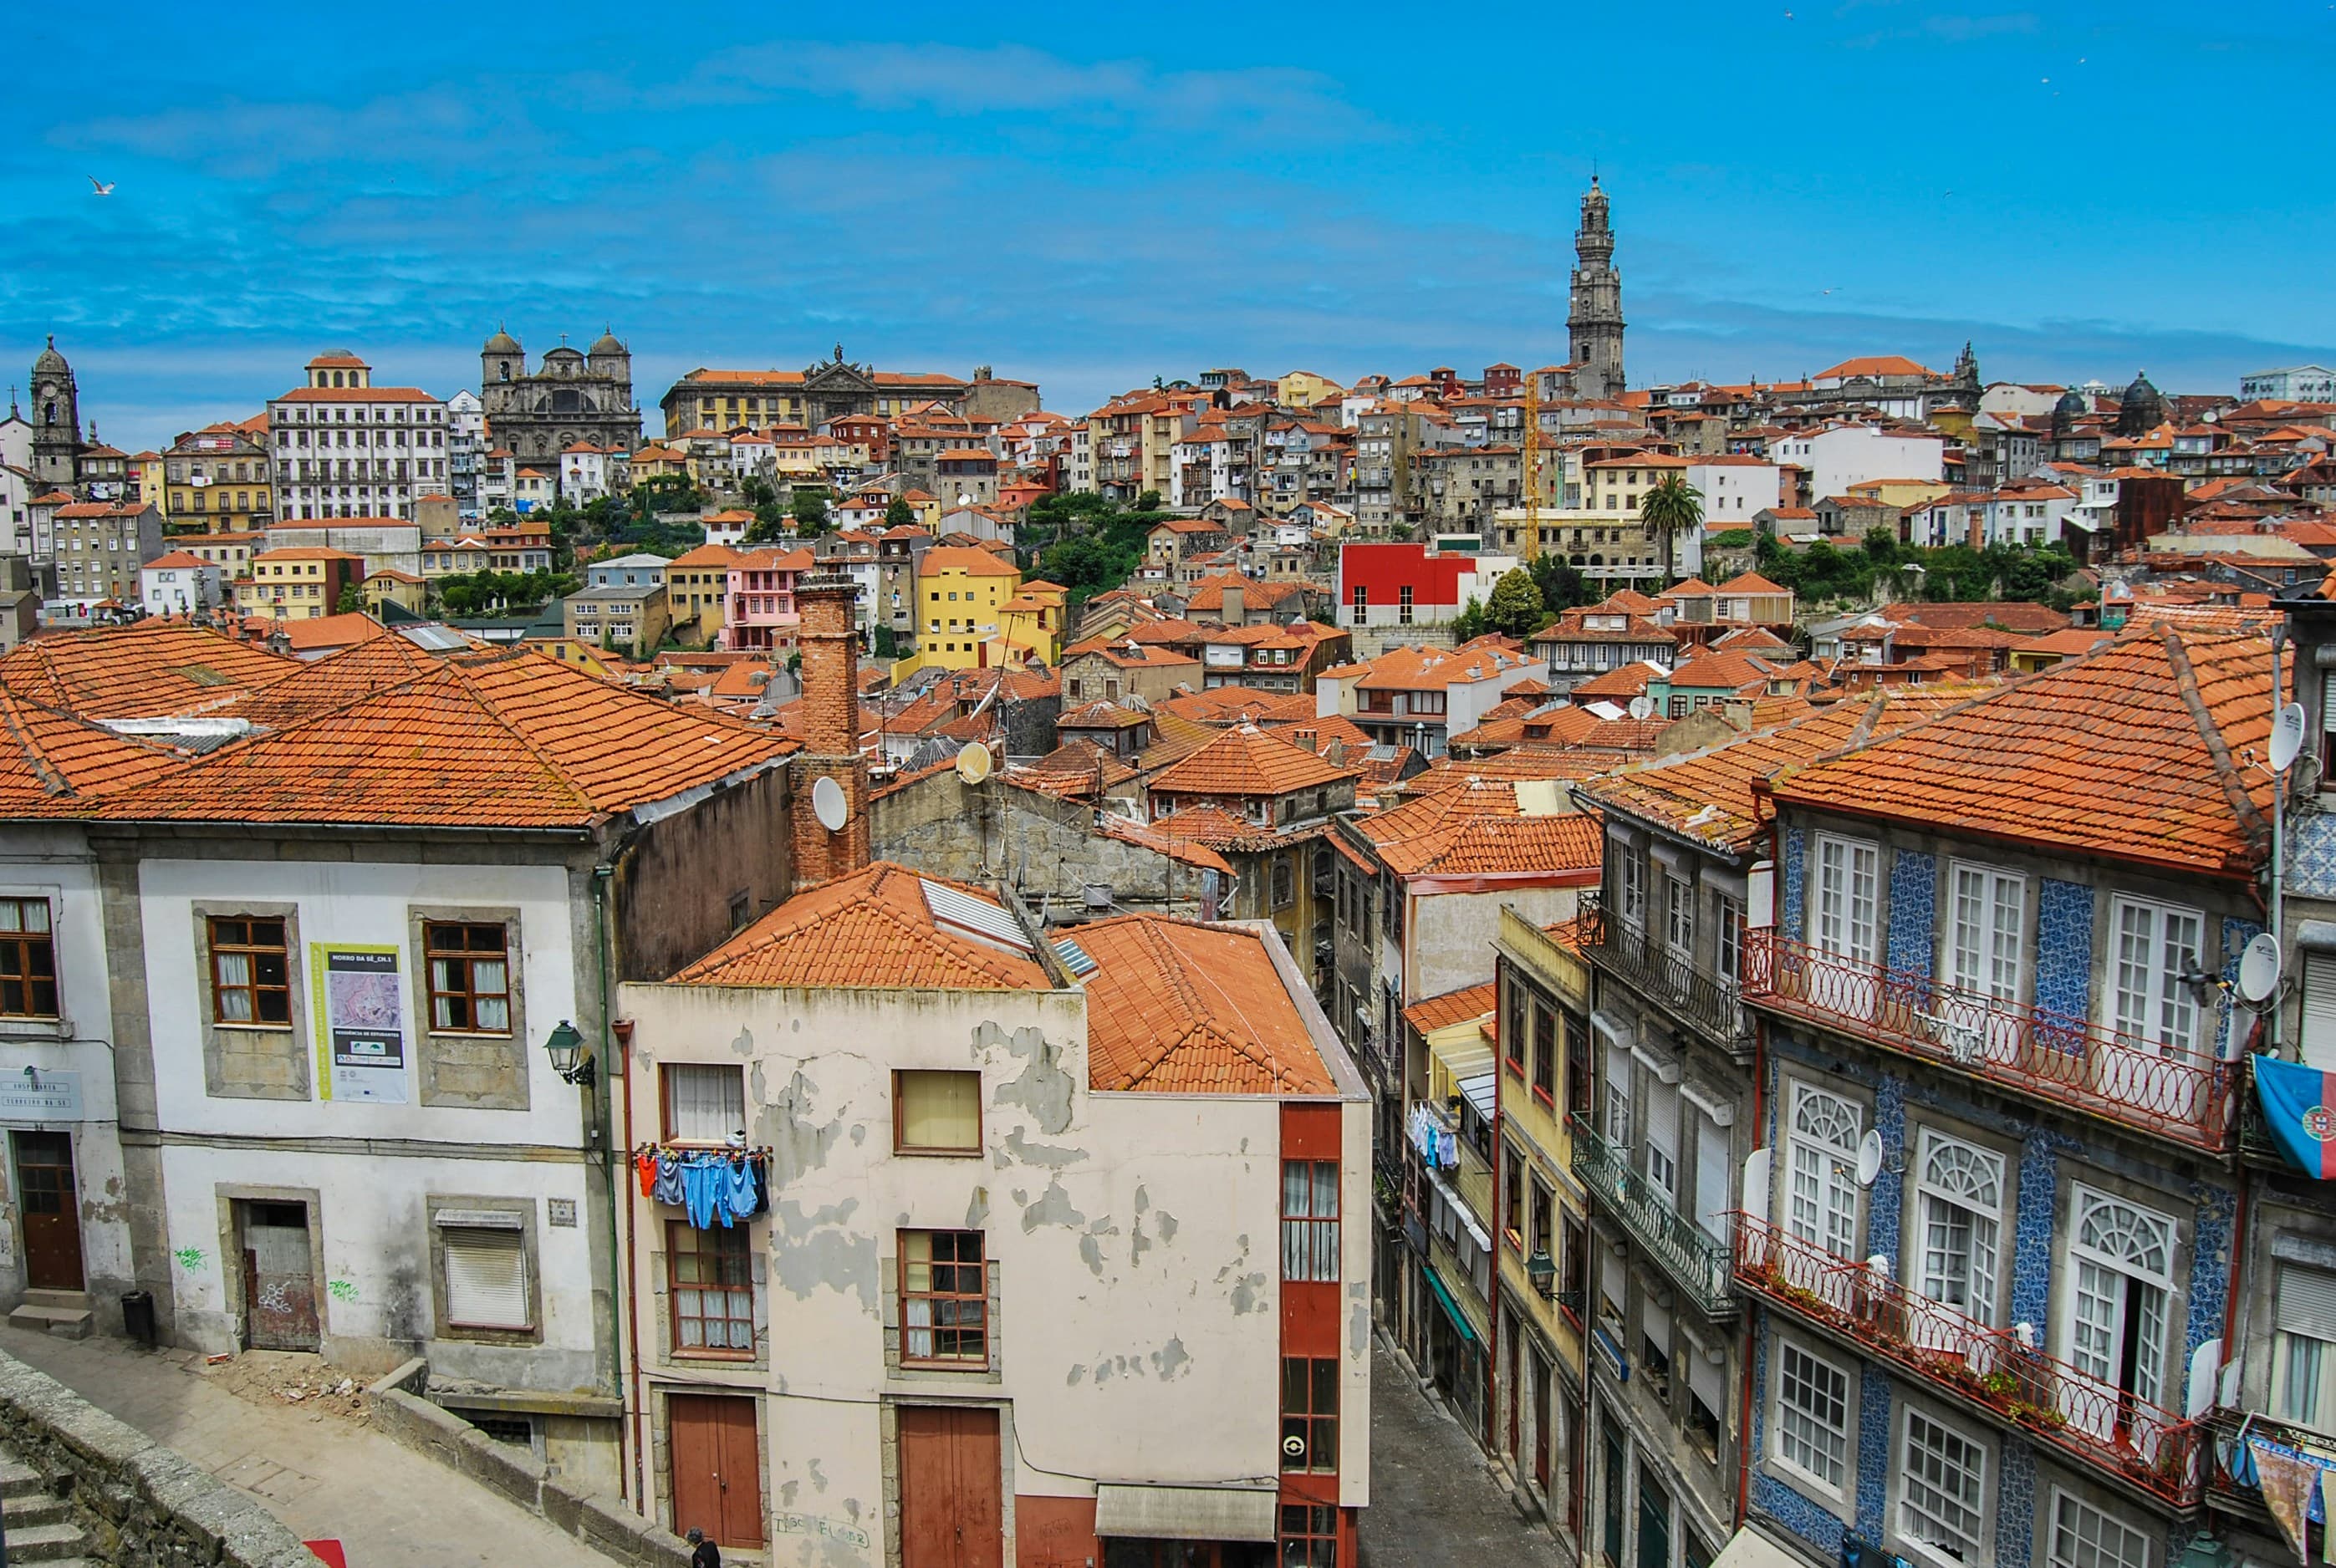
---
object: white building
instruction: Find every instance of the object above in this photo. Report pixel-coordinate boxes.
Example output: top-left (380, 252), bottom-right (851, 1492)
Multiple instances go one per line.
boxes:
top-left (446, 389), bottom-right (485, 521)
top-left (559, 443), bottom-right (617, 505)
top-left (1683, 456), bottom-right (1784, 528)
top-left (268, 352), bottom-right (451, 522)
top-left (1764, 422), bottom-right (1944, 504)
top-left (2240, 364), bottom-right (2336, 402)
top-left (138, 551), bottom-right (227, 617)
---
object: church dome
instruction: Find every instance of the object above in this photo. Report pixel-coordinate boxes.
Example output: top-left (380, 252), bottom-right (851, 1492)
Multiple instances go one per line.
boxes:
top-left (588, 329), bottom-right (626, 358)
top-left (2054, 389), bottom-right (2085, 416)
top-left (483, 326), bottom-right (522, 354)
top-left (2124, 369), bottom-right (2160, 402)
top-left (32, 336), bottom-right (69, 375)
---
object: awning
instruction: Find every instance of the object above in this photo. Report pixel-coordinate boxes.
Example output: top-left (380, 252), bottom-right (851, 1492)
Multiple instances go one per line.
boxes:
top-left (1094, 1483), bottom-right (1278, 1542)
top-left (1421, 1264), bottom-right (1480, 1345)
top-left (1430, 1031), bottom-right (1496, 1109)
top-left (1421, 1164), bottom-right (1492, 1254)
top-left (1709, 1525), bottom-right (1807, 1568)
top-left (1456, 1072), bottom-right (1496, 1123)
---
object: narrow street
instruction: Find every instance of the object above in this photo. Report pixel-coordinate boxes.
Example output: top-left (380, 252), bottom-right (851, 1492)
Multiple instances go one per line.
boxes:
top-left (1361, 1338), bottom-right (1567, 1568)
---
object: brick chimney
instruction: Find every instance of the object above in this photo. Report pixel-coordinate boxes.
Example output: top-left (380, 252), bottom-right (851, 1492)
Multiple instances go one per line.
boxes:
top-left (789, 572), bottom-right (870, 889)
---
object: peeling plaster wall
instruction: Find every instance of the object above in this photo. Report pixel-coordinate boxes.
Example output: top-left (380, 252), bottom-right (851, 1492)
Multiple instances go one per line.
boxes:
top-left (619, 979), bottom-right (1371, 1565)
top-left (1401, 883), bottom-right (1589, 1005)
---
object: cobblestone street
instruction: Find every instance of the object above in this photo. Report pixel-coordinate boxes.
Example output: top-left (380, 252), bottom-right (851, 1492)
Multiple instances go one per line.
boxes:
top-left (1361, 1337), bottom-right (1567, 1568)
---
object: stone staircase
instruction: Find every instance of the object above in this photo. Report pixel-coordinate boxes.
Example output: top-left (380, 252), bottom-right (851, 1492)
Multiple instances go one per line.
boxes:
top-left (5, 1292), bottom-right (92, 1341)
top-left (0, 1453), bottom-right (94, 1565)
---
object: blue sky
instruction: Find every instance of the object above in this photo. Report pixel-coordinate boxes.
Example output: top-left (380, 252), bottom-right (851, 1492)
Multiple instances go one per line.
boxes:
top-left (6, 1), bottom-right (2333, 451)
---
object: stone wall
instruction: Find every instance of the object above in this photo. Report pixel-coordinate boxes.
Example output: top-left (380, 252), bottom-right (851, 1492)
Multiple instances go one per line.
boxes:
top-left (365, 1359), bottom-right (688, 1568)
top-left (0, 1346), bottom-right (316, 1568)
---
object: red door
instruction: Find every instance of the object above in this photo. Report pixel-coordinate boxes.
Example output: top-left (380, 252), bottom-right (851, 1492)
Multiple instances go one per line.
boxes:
top-left (669, 1394), bottom-right (763, 1549)
top-left (899, 1406), bottom-right (1002, 1568)
top-left (13, 1133), bottom-right (83, 1292)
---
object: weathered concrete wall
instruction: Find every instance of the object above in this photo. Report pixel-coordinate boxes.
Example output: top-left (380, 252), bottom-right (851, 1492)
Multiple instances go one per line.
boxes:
top-left (0, 1343), bottom-right (317, 1568)
top-left (365, 1358), bottom-right (688, 1568)
top-left (871, 772), bottom-right (1209, 919)
top-left (617, 765), bottom-right (794, 982)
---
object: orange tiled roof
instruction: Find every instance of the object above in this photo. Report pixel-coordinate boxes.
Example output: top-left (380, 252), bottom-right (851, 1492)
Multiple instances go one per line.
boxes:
top-left (1078, 916), bottom-right (1332, 1094)
top-left (0, 622), bottom-right (299, 720)
top-left (1775, 629), bottom-right (2271, 875)
top-left (1354, 777), bottom-right (1603, 878)
top-left (1402, 981), bottom-right (1497, 1039)
top-left (0, 687), bottom-right (186, 808)
top-left (673, 862), bottom-right (1051, 991)
top-left (1149, 723), bottom-right (1359, 797)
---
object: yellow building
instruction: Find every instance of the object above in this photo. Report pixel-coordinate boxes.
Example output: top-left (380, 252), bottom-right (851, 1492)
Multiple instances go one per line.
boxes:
top-left (914, 545), bottom-right (1023, 669)
top-left (666, 543), bottom-right (737, 646)
top-left (1277, 369), bottom-right (1344, 409)
top-left (129, 451), bottom-right (166, 514)
top-left (249, 546), bottom-right (360, 620)
top-left (362, 568), bottom-right (427, 617)
top-left (1843, 476), bottom-right (1951, 511)
top-left (1491, 908), bottom-right (1594, 1531)
top-left (995, 576), bottom-right (1068, 666)
top-left (630, 444), bottom-right (691, 482)
top-left (165, 425), bottom-right (276, 534)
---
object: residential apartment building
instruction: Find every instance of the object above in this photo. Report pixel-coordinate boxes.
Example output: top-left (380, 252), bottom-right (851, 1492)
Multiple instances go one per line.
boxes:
top-left (249, 547), bottom-right (360, 620)
top-left (164, 425), bottom-right (275, 532)
top-left (50, 500), bottom-right (164, 608)
top-left (268, 354), bottom-right (451, 522)
top-left (1316, 639), bottom-right (1548, 759)
top-left (138, 550), bottom-right (227, 618)
top-left (720, 546), bottom-right (814, 653)
top-left (916, 546), bottom-right (1023, 669)
top-left (1335, 543), bottom-right (1521, 645)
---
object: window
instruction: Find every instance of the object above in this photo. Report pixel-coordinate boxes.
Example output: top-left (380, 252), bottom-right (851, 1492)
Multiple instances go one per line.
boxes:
top-left (208, 915), bottom-right (291, 1025)
top-left (1271, 858), bottom-right (1296, 909)
top-left (1898, 1408), bottom-right (1986, 1564)
top-left (1281, 1357), bottom-right (1339, 1472)
top-left (1530, 1000), bottom-right (1555, 1105)
top-left (1617, 849), bottom-right (1645, 929)
top-left (1665, 873), bottom-right (1694, 960)
top-left (662, 1063), bottom-right (746, 1145)
top-left (2047, 1490), bottom-right (2152, 1568)
top-left (1788, 1086), bottom-right (1861, 1256)
top-left (1280, 1503), bottom-right (1338, 1568)
top-left (1713, 893), bottom-right (1743, 990)
top-left (900, 1230), bottom-right (987, 1365)
top-left (2109, 896), bottom-right (2206, 1056)
top-left (0, 898), bottom-right (57, 1018)
top-left (425, 921), bottom-right (510, 1033)
top-left (443, 1224), bottom-right (530, 1330)
top-left (1281, 1159), bottom-right (1339, 1281)
top-left (1813, 836), bottom-right (1880, 963)
top-left (2066, 1186), bottom-right (2174, 1414)
top-left (1502, 1148), bottom-right (1524, 1248)
top-left (1502, 980), bottom-right (1527, 1078)
top-left (1645, 1081), bottom-right (1680, 1203)
top-left (1915, 1132), bottom-right (2003, 1321)
top-left (1558, 1212), bottom-right (1585, 1313)
top-left (1775, 1340), bottom-right (1850, 1491)
top-left (1946, 863), bottom-right (2024, 1002)
top-left (669, 1223), bottom-right (754, 1354)
top-left (1603, 1042), bottom-right (1633, 1149)
top-left (2277, 1264), bottom-right (2336, 1432)
top-left (1565, 1009), bottom-right (1591, 1119)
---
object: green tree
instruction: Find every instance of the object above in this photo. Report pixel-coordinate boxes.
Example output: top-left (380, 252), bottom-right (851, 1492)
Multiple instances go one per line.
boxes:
top-left (872, 624), bottom-right (901, 660)
top-left (1638, 473), bottom-right (1705, 581)
top-left (1528, 555), bottom-right (1593, 614)
top-left (1135, 490), bottom-right (1161, 513)
top-left (885, 496), bottom-right (915, 528)
top-left (1451, 596), bottom-right (1487, 644)
top-left (792, 485), bottom-right (831, 534)
top-left (1482, 568), bottom-right (1550, 639)
top-left (335, 584), bottom-right (366, 614)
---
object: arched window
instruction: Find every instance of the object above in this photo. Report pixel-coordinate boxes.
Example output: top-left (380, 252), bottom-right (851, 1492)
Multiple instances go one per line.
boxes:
top-left (1788, 1086), bottom-right (1862, 1256)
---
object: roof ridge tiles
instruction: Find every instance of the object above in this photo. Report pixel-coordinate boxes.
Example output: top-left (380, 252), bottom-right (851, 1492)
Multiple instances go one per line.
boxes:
top-left (2160, 624), bottom-right (2272, 848)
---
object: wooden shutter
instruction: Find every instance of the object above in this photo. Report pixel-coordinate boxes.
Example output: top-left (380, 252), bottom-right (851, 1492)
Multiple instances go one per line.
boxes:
top-left (444, 1227), bottom-right (528, 1329)
top-left (1688, 1342), bottom-right (1725, 1411)
top-left (2303, 953), bottom-right (2336, 1070)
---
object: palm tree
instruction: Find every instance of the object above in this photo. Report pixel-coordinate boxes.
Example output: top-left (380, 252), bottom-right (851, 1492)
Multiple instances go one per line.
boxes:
top-left (1639, 472), bottom-right (1705, 583)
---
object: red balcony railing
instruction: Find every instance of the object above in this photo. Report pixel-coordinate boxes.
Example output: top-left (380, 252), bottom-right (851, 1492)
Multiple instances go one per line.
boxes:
top-left (1742, 931), bottom-right (2234, 1153)
top-left (1735, 1214), bottom-right (2205, 1509)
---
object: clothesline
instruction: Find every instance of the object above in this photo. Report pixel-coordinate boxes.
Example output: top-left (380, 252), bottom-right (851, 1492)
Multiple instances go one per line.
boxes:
top-left (633, 1145), bottom-right (772, 1229)
top-left (2227, 1425), bottom-right (2336, 1558)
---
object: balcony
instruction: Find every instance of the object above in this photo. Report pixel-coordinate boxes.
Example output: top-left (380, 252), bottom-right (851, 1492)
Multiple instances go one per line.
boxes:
top-left (1735, 1215), bottom-right (2205, 1509)
top-left (2207, 1406), bottom-right (2336, 1515)
top-left (1568, 1115), bottom-right (1732, 1316)
top-left (1743, 931), bottom-right (2234, 1153)
top-left (1577, 892), bottom-right (1747, 1048)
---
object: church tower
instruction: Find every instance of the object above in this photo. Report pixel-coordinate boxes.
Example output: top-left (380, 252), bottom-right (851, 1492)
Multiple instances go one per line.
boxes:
top-left (28, 336), bottom-right (83, 492)
top-left (1567, 179), bottom-right (1626, 400)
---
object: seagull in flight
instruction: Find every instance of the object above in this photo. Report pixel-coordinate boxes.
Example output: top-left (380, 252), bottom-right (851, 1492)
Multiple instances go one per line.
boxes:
top-left (87, 176), bottom-right (114, 196)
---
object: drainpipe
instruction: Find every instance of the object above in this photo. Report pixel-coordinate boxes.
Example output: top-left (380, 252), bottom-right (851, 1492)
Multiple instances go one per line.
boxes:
top-left (592, 863), bottom-right (635, 1506)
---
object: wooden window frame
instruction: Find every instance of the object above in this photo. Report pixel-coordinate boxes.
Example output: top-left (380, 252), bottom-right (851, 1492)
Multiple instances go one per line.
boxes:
top-left (892, 1069), bottom-right (982, 1157)
top-left (661, 1062), bottom-right (746, 1147)
top-left (0, 897), bottom-right (59, 1019)
top-left (1502, 978), bottom-right (1528, 1080)
top-left (1503, 1145), bottom-right (1525, 1251)
top-left (1280, 1502), bottom-right (1339, 1568)
top-left (1531, 998), bottom-right (1557, 1108)
top-left (1280, 1355), bottom-right (1339, 1474)
top-left (423, 919), bottom-right (512, 1036)
top-left (207, 914), bottom-right (292, 1026)
top-left (667, 1219), bottom-right (756, 1360)
top-left (899, 1229), bottom-right (988, 1368)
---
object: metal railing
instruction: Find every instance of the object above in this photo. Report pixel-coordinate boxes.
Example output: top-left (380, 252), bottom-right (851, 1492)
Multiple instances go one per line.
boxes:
top-left (2206, 1405), bottom-right (2336, 1506)
top-left (1734, 1214), bottom-right (2205, 1507)
top-left (1568, 1115), bottom-right (1733, 1315)
top-left (1577, 893), bottom-right (1747, 1045)
top-left (1742, 931), bottom-right (2234, 1153)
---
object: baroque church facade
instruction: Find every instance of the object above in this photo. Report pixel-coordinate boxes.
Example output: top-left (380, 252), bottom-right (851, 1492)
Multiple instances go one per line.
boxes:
top-left (478, 328), bottom-right (642, 465)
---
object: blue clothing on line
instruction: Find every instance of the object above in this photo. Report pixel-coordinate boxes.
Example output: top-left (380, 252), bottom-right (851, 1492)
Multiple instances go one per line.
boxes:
top-left (653, 1152), bottom-right (685, 1208)
top-left (724, 1159), bottom-right (758, 1221)
top-left (681, 1159), bottom-right (724, 1229)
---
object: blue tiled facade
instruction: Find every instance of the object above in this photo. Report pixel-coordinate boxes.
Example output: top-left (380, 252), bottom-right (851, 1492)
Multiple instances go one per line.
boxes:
top-left (1782, 827), bottom-right (1806, 941)
top-left (1853, 1366), bottom-right (1892, 1542)
top-left (1866, 1074), bottom-right (1906, 1266)
top-left (2009, 1129), bottom-right (2073, 1331)
top-left (1885, 850), bottom-right (1935, 980)
top-left (2217, 915), bottom-right (2263, 1056)
top-left (2185, 1177), bottom-right (2238, 1367)
top-left (2033, 877), bottom-right (2094, 1026)
top-left (2288, 811), bottom-right (2336, 899)
top-left (1996, 1438), bottom-right (2037, 1565)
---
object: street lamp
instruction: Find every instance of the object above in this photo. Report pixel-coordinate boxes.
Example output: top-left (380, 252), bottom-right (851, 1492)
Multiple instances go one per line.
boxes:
top-left (543, 1019), bottom-right (595, 1087)
top-left (1525, 1248), bottom-right (1557, 1297)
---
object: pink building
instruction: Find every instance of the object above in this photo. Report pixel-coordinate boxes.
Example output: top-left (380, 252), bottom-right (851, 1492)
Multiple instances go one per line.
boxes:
top-left (722, 546), bottom-right (816, 651)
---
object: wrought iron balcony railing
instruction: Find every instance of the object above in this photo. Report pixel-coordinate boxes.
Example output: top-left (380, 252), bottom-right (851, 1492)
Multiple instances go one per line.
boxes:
top-left (1742, 930), bottom-right (2234, 1153)
top-left (1735, 1214), bottom-right (2204, 1509)
top-left (1577, 893), bottom-right (1747, 1046)
top-left (1568, 1114), bottom-right (1732, 1316)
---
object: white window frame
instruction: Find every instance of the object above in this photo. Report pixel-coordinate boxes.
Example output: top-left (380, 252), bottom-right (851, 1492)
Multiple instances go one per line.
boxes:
top-left (1813, 834), bottom-right (1880, 964)
top-left (2275, 1262), bottom-right (2336, 1434)
top-left (1894, 1403), bottom-right (1991, 1568)
top-left (1665, 871), bottom-right (1694, 961)
top-left (1772, 1336), bottom-right (1854, 1504)
top-left (1945, 861), bottom-right (2025, 1003)
top-left (1911, 1128), bottom-right (2005, 1326)
top-left (1617, 848), bottom-right (1646, 930)
top-left (2044, 1488), bottom-right (2152, 1568)
top-left (2061, 1184), bottom-right (2177, 1418)
top-left (1713, 890), bottom-right (1743, 990)
top-left (2105, 894), bottom-right (2207, 1059)
top-left (1786, 1082), bottom-right (1862, 1258)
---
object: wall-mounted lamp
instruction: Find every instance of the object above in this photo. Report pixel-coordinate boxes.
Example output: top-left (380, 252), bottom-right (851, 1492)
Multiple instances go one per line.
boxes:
top-left (543, 1020), bottom-right (596, 1087)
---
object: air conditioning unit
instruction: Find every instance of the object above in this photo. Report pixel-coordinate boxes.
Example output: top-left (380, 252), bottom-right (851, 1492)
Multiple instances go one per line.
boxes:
top-left (1083, 884), bottom-right (1114, 911)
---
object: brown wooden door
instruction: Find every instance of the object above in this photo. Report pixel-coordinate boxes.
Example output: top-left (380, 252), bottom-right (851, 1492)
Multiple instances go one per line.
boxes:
top-left (899, 1406), bottom-right (1002, 1568)
top-left (240, 1200), bottom-right (318, 1351)
top-left (13, 1133), bottom-right (83, 1292)
top-left (669, 1393), bottom-right (763, 1549)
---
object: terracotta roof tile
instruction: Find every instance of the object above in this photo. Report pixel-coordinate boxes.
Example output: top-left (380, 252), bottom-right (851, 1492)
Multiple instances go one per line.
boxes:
top-left (1079, 916), bottom-right (1332, 1094)
top-left (1402, 981), bottom-right (1497, 1038)
top-left (674, 863), bottom-right (1051, 990)
top-left (0, 622), bottom-right (299, 720)
top-left (1354, 778), bottom-right (1604, 878)
top-left (0, 688), bottom-right (187, 807)
top-left (1149, 723), bottom-right (1359, 797)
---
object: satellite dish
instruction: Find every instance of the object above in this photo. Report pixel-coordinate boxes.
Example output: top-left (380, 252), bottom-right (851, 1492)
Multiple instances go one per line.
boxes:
top-left (955, 741), bottom-right (993, 785)
top-left (1628, 695), bottom-right (1656, 720)
top-left (956, 492), bottom-right (974, 508)
top-left (811, 775), bottom-right (849, 832)
top-left (1854, 1129), bottom-right (1883, 1189)
top-left (2271, 703), bottom-right (2308, 772)
top-left (2238, 931), bottom-right (2283, 1005)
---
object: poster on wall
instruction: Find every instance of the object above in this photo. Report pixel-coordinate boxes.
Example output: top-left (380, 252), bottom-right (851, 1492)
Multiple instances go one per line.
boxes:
top-left (309, 944), bottom-right (408, 1103)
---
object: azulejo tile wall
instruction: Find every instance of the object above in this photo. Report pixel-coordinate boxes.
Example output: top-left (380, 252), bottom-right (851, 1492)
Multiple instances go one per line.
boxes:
top-left (1853, 1365), bottom-right (1892, 1542)
top-left (1885, 851), bottom-right (1935, 980)
top-left (2287, 812), bottom-right (2336, 899)
top-left (2218, 915), bottom-right (2263, 1056)
top-left (2185, 1176), bottom-right (2238, 1370)
top-left (2033, 878), bottom-right (2094, 1025)
top-left (1867, 1074), bottom-right (1907, 1266)
top-left (1783, 827), bottom-right (1807, 941)
top-left (2010, 1128), bottom-right (2080, 1330)
top-left (1996, 1436), bottom-right (2038, 1565)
